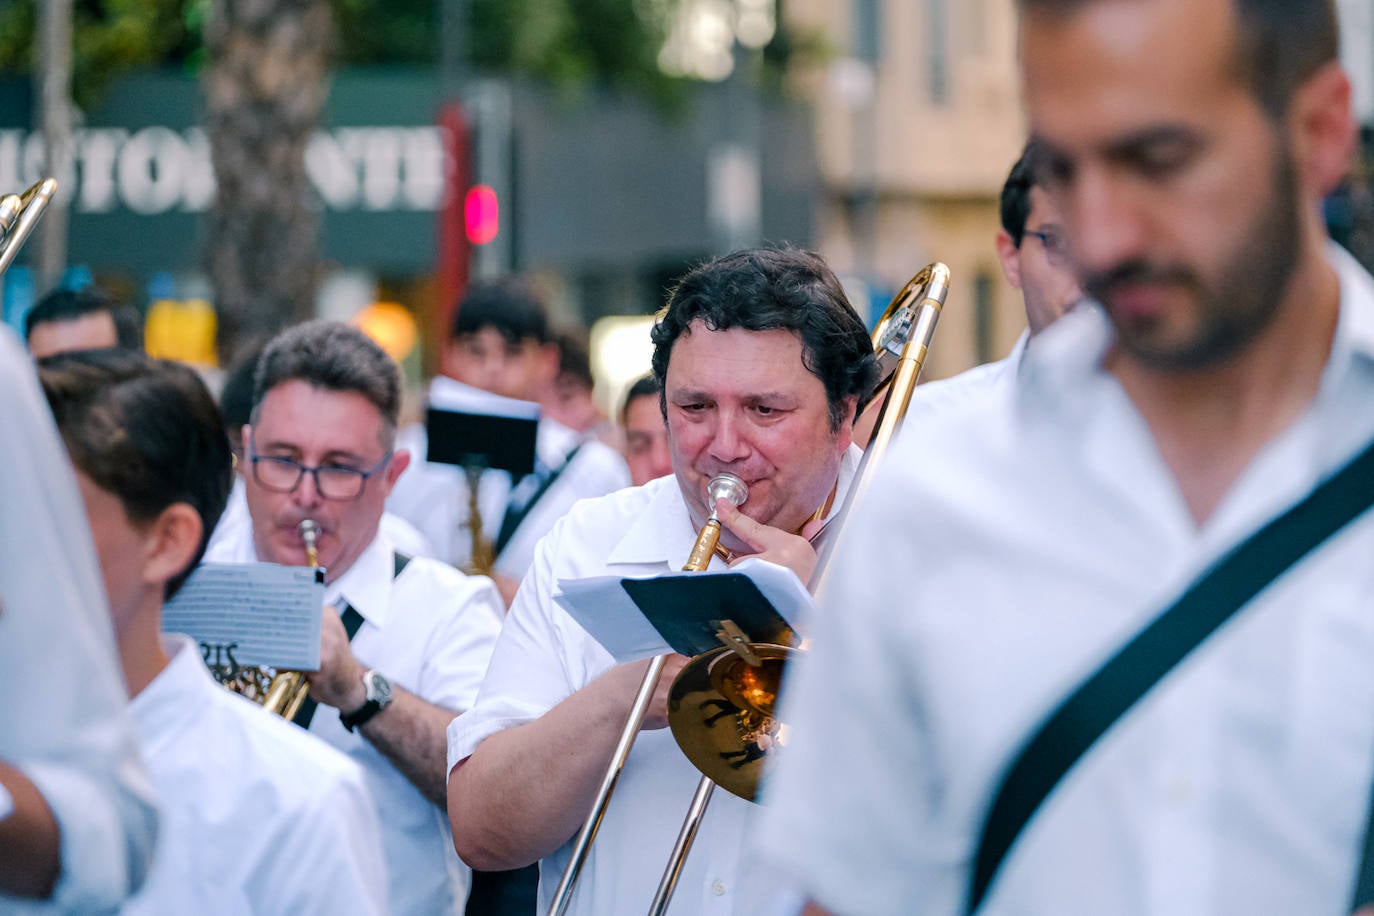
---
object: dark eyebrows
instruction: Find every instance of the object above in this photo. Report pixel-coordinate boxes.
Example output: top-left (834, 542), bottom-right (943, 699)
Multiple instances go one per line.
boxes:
top-left (1100, 124), bottom-right (1205, 163)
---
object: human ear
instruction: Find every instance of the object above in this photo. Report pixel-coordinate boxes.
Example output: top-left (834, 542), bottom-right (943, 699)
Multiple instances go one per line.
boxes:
top-left (141, 503), bottom-right (203, 591)
top-left (1288, 61), bottom-right (1358, 200)
top-left (995, 230), bottom-right (1024, 290)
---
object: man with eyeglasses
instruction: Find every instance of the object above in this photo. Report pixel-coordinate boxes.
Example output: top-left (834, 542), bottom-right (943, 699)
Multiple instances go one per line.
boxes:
top-left (206, 320), bottom-right (504, 915)
top-left (910, 143), bottom-right (1084, 418)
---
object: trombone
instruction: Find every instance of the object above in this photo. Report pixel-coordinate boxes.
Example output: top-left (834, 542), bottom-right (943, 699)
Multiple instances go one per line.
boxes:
top-left (549, 262), bottom-right (952, 915)
top-left (0, 178), bottom-right (58, 278)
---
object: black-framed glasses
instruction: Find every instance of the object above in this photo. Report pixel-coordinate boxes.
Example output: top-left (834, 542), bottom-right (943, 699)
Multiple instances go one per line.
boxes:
top-left (1024, 229), bottom-right (1071, 269)
top-left (248, 437), bottom-right (392, 501)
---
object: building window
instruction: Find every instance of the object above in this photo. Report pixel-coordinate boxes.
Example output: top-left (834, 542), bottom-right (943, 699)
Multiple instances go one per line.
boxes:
top-left (974, 268), bottom-right (995, 364)
top-left (854, 0), bottom-right (881, 62)
top-left (927, 0), bottom-right (949, 105)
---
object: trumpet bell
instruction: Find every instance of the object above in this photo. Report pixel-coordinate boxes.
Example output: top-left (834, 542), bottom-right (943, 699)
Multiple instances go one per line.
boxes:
top-left (666, 643), bottom-right (795, 801)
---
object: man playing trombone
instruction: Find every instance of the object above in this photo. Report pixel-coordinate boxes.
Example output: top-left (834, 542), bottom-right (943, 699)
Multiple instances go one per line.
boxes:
top-left (447, 246), bottom-right (877, 914)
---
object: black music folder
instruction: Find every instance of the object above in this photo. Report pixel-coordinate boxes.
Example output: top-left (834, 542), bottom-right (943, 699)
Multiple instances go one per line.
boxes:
top-left (621, 572), bottom-right (798, 657)
top-left (425, 406), bottom-right (539, 477)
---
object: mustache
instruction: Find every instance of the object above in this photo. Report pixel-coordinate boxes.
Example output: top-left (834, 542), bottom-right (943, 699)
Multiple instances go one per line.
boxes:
top-left (1082, 260), bottom-right (1198, 302)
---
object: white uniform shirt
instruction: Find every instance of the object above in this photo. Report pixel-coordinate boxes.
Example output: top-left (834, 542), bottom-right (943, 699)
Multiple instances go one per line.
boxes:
top-left (448, 448), bottom-right (860, 916)
top-left (756, 245), bottom-right (1374, 915)
top-left (123, 635), bottom-right (387, 914)
top-left (909, 330), bottom-right (1029, 416)
top-left (206, 519), bottom-right (504, 914)
top-left (388, 376), bottom-right (631, 579)
top-left (0, 327), bottom-right (158, 912)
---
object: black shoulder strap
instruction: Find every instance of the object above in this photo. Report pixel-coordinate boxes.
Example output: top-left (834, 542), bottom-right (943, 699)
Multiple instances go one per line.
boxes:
top-left (967, 435), bottom-right (1374, 914)
top-left (493, 443), bottom-right (584, 556)
top-left (291, 551), bottom-right (412, 730)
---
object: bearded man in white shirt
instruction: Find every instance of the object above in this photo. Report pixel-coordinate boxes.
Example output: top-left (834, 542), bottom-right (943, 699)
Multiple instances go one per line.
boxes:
top-left (206, 321), bottom-right (504, 914)
top-left (758, 1), bottom-right (1374, 914)
top-left (447, 246), bottom-right (878, 915)
top-left (38, 348), bottom-right (387, 914)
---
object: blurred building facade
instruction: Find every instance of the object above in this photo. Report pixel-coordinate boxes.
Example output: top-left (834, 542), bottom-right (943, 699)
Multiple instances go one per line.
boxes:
top-left (786, 0), bottom-right (1025, 379)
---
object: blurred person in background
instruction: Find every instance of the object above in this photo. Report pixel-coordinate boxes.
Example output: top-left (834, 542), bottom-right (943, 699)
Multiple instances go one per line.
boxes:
top-left (207, 320), bottom-right (503, 914)
top-left (24, 285), bottom-right (143, 359)
top-left (0, 327), bottom-right (157, 911)
top-left (39, 348), bottom-right (387, 914)
top-left (541, 328), bottom-right (607, 436)
top-left (389, 279), bottom-right (629, 605)
top-left (618, 374), bottom-right (672, 486)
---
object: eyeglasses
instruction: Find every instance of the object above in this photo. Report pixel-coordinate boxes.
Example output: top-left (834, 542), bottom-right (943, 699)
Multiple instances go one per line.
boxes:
top-left (248, 438), bottom-right (392, 501)
top-left (1024, 229), bottom-right (1072, 269)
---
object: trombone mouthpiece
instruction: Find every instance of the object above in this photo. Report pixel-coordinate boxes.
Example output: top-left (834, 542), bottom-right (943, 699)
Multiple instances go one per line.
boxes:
top-left (705, 473), bottom-right (748, 520)
top-left (298, 519), bottom-right (320, 568)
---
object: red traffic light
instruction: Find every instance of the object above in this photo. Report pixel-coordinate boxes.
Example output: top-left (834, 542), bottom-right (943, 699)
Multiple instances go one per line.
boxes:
top-left (464, 184), bottom-right (499, 245)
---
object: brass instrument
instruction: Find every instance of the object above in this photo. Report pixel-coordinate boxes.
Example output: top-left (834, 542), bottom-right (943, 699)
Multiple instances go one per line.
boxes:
top-left (548, 473), bottom-right (748, 916)
top-left (464, 463), bottom-right (497, 576)
top-left (548, 262), bottom-right (951, 916)
top-left (260, 519), bottom-right (320, 719)
top-left (0, 178), bottom-right (57, 277)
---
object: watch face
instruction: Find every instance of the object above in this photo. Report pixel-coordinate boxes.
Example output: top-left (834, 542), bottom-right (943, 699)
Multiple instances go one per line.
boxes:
top-left (366, 671), bottom-right (393, 705)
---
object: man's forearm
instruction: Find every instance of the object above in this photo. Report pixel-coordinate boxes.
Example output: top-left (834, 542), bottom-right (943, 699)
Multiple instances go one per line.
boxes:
top-left (357, 688), bottom-right (455, 807)
top-left (0, 760), bottom-right (61, 899)
top-left (448, 665), bottom-right (645, 871)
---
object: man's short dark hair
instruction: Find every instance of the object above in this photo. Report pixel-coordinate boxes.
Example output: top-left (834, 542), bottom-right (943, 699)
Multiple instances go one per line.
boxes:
top-left (451, 279), bottom-right (550, 344)
top-left (553, 328), bottom-right (594, 391)
top-left (650, 247), bottom-right (877, 432)
top-left (1000, 142), bottom-right (1046, 246)
top-left (1019, 0), bottom-right (1339, 117)
top-left (619, 373), bottom-right (661, 425)
top-left (24, 286), bottom-right (143, 350)
top-left (253, 321), bottom-right (401, 441)
top-left (38, 349), bottom-right (232, 600)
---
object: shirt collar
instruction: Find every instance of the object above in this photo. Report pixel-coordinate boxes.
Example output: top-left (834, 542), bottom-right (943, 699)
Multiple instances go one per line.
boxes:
top-left (130, 634), bottom-right (216, 753)
top-left (323, 531), bottom-right (394, 628)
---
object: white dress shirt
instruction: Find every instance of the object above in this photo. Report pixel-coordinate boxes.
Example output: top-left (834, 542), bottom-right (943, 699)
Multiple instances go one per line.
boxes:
top-left (387, 376), bottom-right (631, 579)
top-left (0, 327), bottom-right (159, 912)
top-left (755, 245), bottom-right (1374, 915)
top-left (206, 518), bottom-right (504, 914)
top-left (908, 330), bottom-right (1029, 416)
top-left (123, 635), bottom-right (387, 914)
top-left (448, 448), bottom-right (860, 916)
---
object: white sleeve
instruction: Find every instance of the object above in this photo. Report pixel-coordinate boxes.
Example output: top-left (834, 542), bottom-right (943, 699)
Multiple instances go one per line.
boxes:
top-left (0, 329), bottom-right (159, 910)
top-left (412, 566), bottom-right (505, 713)
top-left (447, 516), bottom-right (581, 774)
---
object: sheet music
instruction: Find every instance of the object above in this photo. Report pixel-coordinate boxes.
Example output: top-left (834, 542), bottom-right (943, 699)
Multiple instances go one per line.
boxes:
top-left (163, 563), bottom-right (324, 671)
top-left (427, 375), bottom-right (541, 419)
top-left (553, 558), bottom-right (816, 664)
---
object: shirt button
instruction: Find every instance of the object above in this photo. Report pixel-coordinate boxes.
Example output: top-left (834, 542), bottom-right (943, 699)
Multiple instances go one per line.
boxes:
top-left (712, 881), bottom-right (726, 896)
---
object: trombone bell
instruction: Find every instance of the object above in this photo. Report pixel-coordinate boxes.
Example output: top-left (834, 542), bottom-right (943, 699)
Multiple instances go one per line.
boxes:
top-left (666, 643), bottom-right (794, 801)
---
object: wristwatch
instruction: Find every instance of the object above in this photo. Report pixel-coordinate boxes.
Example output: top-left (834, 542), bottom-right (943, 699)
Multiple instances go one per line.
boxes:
top-left (340, 669), bottom-right (393, 733)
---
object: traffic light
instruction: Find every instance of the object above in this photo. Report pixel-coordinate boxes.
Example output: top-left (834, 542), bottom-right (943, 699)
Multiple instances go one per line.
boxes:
top-left (464, 184), bottom-right (499, 245)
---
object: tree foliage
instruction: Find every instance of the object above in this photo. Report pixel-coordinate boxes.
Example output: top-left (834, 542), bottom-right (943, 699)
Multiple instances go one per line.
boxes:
top-left (0, 0), bottom-right (706, 108)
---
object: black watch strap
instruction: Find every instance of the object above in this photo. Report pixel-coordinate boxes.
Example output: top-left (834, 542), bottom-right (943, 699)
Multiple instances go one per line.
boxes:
top-left (339, 696), bottom-right (382, 733)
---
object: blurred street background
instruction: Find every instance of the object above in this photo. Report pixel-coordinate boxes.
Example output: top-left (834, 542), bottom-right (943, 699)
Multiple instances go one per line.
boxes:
top-left (1, 0), bottom-right (1371, 412)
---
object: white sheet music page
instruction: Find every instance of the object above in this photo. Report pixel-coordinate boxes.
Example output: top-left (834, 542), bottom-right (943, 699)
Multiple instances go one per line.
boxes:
top-left (554, 558), bottom-right (816, 664)
top-left (162, 563), bottom-right (324, 671)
